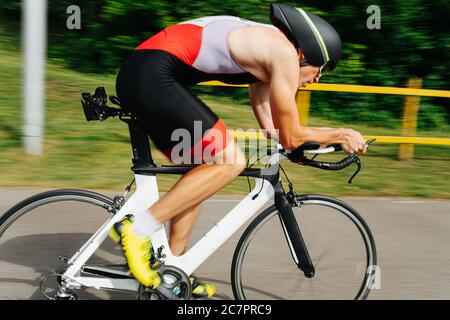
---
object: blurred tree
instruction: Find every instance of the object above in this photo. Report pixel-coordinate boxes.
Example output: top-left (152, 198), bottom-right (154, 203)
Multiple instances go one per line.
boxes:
top-left (0, 0), bottom-right (448, 127)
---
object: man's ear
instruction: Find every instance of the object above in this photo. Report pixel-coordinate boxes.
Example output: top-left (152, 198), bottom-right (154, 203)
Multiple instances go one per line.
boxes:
top-left (297, 48), bottom-right (306, 60)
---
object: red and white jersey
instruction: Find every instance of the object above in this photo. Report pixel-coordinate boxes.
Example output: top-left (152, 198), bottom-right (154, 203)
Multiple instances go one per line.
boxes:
top-left (136, 16), bottom-right (277, 75)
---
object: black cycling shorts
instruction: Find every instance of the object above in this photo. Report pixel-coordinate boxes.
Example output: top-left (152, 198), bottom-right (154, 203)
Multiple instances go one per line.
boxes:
top-left (116, 50), bottom-right (242, 164)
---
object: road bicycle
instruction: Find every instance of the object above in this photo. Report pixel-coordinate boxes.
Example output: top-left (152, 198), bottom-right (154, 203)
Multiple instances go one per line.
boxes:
top-left (0, 87), bottom-right (377, 300)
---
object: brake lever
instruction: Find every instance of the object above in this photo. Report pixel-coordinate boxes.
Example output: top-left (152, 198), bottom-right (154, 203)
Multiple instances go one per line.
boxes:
top-left (347, 156), bottom-right (361, 184)
top-left (347, 139), bottom-right (375, 184)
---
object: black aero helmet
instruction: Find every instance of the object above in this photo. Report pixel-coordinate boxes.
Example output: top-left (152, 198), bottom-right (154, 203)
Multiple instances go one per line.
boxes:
top-left (270, 3), bottom-right (342, 70)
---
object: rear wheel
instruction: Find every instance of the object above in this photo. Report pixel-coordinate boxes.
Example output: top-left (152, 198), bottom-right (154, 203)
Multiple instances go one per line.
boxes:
top-left (0, 189), bottom-right (136, 300)
top-left (231, 194), bottom-right (377, 300)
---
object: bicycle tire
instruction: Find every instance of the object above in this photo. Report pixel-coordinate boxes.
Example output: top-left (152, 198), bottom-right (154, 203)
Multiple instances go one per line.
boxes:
top-left (0, 189), bottom-right (114, 233)
top-left (0, 189), bottom-right (131, 300)
top-left (231, 194), bottom-right (377, 300)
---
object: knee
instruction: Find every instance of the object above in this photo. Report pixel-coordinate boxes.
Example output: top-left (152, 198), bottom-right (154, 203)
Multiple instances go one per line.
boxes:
top-left (232, 151), bottom-right (247, 174)
top-left (228, 161), bottom-right (246, 178)
top-left (211, 141), bottom-right (246, 176)
top-left (213, 162), bottom-right (244, 181)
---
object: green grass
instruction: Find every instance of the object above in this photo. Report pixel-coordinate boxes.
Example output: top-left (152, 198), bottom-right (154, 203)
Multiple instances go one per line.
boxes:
top-left (0, 49), bottom-right (449, 198)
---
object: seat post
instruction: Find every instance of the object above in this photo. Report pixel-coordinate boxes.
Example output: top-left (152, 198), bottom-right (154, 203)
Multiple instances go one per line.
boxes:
top-left (125, 119), bottom-right (156, 168)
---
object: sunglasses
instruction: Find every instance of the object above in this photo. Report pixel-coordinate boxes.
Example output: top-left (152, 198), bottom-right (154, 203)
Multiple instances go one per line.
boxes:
top-left (299, 60), bottom-right (331, 81)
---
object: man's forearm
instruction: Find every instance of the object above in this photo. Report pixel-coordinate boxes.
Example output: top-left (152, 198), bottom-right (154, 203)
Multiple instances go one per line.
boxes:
top-left (287, 126), bottom-right (343, 149)
top-left (263, 128), bottom-right (280, 141)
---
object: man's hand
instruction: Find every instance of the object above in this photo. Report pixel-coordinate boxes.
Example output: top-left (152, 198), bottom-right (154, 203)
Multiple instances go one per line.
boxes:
top-left (340, 128), bottom-right (367, 154)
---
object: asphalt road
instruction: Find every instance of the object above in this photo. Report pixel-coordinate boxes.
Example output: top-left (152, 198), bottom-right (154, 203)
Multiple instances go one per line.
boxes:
top-left (0, 188), bottom-right (449, 300)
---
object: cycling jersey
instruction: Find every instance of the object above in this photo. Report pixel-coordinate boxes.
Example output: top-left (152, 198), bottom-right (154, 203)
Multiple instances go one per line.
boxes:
top-left (116, 16), bottom-right (274, 163)
top-left (136, 16), bottom-right (276, 79)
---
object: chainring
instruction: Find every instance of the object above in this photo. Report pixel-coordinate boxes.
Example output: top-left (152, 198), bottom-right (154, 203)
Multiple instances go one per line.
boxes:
top-left (138, 265), bottom-right (192, 300)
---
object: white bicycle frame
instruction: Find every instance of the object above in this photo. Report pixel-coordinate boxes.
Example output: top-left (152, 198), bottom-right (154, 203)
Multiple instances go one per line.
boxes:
top-left (61, 151), bottom-right (299, 292)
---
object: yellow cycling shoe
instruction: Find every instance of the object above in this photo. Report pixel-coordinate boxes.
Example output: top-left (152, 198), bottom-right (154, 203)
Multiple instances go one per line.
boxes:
top-left (109, 217), bottom-right (161, 289)
top-left (190, 275), bottom-right (216, 298)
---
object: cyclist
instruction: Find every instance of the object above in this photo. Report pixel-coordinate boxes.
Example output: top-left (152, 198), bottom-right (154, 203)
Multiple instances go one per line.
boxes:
top-left (111, 3), bottom-right (367, 298)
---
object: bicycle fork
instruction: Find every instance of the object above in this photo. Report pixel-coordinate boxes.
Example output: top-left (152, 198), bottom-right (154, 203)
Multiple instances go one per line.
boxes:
top-left (274, 182), bottom-right (315, 278)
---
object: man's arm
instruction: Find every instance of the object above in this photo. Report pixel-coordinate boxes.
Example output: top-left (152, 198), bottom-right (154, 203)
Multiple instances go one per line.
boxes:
top-left (250, 83), bottom-right (337, 140)
top-left (249, 82), bottom-right (279, 140)
top-left (266, 47), bottom-right (343, 149)
top-left (242, 28), bottom-right (366, 154)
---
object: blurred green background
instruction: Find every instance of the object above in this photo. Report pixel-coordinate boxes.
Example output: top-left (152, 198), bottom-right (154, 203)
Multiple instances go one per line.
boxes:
top-left (0, 1), bottom-right (449, 197)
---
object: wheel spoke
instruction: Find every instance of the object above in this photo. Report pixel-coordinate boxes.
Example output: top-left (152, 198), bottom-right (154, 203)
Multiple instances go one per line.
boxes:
top-left (0, 190), bottom-right (137, 300)
top-left (232, 196), bottom-right (376, 300)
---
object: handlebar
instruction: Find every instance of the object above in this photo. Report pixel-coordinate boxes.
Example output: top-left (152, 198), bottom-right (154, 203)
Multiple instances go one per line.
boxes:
top-left (295, 153), bottom-right (358, 170)
top-left (284, 139), bottom-right (375, 184)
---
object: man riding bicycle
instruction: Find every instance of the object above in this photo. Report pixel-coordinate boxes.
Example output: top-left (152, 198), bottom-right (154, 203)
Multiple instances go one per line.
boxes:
top-left (110, 3), bottom-right (367, 298)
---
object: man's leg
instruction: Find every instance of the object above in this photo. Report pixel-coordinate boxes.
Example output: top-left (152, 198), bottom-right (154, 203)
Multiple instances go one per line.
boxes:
top-left (169, 204), bottom-right (201, 256)
top-left (109, 150), bottom-right (243, 290)
top-left (150, 140), bottom-right (246, 224)
top-left (163, 140), bottom-right (246, 256)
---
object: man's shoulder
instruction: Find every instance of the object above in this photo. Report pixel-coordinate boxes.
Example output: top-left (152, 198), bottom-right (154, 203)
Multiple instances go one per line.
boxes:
top-left (236, 25), bottom-right (295, 61)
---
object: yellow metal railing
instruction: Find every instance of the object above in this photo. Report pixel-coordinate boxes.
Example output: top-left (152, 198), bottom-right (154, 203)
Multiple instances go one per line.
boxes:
top-left (227, 132), bottom-right (449, 146)
top-left (199, 80), bottom-right (450, 160)
top-left (200, 81), bottom-right (450, 98)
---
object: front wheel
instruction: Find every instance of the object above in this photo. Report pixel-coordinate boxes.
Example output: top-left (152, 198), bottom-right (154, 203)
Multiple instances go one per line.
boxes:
top-left (231, 194), bottom-right (377, 300)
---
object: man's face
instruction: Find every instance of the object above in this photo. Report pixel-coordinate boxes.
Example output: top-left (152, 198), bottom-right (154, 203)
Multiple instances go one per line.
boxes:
top-left (298, 50), bottom-right (321, 87)
top-left (299, 65), bottom-right (320, 87)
